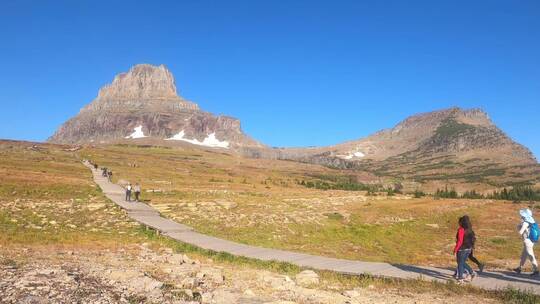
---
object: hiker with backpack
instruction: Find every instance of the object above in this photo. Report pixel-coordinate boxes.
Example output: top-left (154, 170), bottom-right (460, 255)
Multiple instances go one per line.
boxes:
top-left (453, 215), bottom-right (476, 283)
top-left (514, 208), bottom-right (539, 276)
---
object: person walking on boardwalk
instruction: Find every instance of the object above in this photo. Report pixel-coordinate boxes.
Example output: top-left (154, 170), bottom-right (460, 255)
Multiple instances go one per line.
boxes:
top-left (125, 183), bottom-right (132, 202)
top-left (514, 208), bottom-right (539, 276)
top-left (107, 170), bottom-right (112, 182)
top-left (134, 183), bottom-right (141, 202)
top-left (454, 215), bottom-right (476, 283)
top-left (453, 215), bottom-right (484, 278)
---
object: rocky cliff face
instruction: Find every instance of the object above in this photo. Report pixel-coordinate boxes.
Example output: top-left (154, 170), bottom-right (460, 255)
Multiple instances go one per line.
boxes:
top-left (48, 64), bottom-right (263, 149)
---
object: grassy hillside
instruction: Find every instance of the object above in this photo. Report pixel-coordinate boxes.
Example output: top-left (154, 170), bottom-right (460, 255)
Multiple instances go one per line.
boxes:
top-left (79, 144), bottom-right (538, 270)
top-left (2, 140), bottom-right (539, 303)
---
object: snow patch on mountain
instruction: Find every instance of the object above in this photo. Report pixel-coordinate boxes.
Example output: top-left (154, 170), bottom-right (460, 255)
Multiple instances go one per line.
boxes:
top-left (125, 125), bottom-right (147, 139)
top-left (343, 151), bottom-right (365, 160)
top-left (166, 130), bottom-right (229, 148)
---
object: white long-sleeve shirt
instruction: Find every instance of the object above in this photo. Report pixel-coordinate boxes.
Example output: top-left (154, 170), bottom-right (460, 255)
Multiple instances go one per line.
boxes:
top-left (519, 221), bottom-right (531, 242)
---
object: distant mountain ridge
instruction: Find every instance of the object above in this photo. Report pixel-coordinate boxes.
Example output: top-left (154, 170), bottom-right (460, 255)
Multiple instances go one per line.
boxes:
top-left (266, 107), bottom-right (535, 163)
top-left (49, 64), bottom-right (539, 190)
top-left (250, 107), bottom-right (537, 191)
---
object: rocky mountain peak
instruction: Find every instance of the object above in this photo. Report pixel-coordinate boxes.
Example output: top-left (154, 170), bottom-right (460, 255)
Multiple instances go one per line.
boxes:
top-left (454, 108), bottom-right (492, 126)
top-left (97, 64), bottom-right (179, 100)
top-left (49, 64), bottom-right (262, 149)
top-left (391, 107), bottom-right (491, 133)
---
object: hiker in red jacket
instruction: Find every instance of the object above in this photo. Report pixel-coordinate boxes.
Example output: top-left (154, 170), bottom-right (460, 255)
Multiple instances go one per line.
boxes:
top-left (454, 215), bottom-right (475, 283)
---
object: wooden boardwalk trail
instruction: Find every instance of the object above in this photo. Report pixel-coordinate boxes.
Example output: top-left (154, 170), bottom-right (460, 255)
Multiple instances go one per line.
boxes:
top-left (85, 162), bottom-right (540, 294)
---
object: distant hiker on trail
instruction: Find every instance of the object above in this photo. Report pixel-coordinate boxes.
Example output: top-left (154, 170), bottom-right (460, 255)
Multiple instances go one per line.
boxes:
top-left (93, 163), bottom-right (98, 170)
top-left (125, 183), bottom-right (132, 202)
top-left (107, 170), bottom-right (112, 182)
top-left (453, 215), bottom-right (476, 283)
top-left (134, 183), bottom-right (141, 202)
top-left (102, 167), bottom-right (108, 177)
top-left (514, 208), bottom-right (539, 276)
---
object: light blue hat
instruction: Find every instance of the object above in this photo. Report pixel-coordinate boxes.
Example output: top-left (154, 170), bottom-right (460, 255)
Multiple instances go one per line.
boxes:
top-left (520, 208), bottom-right (535, 223)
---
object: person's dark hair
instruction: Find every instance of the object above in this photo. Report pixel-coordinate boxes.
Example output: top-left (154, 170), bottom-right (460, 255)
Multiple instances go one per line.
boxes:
top-left (459, 215), bottom-right (472, 231)
top-left (459, 215), bottom-right (476, 245)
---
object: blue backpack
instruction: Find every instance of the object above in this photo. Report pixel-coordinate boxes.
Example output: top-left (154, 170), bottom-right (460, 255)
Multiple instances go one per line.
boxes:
top-left (529, 222), bottom-right (539, 243)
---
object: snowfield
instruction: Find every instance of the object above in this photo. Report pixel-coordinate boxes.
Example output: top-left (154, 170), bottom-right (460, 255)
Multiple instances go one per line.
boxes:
top-left (343, 151), bottom-right (366, 160)
top-left (125, 125), bottom-right (147, 139)
top-left (166, 130), bottom-right (230, 149)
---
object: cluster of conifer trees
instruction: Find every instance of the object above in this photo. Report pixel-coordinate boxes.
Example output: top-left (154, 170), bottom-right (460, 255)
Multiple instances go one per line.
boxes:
top-left (435, 185), bottom-right (540, 201)
top-left (298, 178), bottom-right (539, 202)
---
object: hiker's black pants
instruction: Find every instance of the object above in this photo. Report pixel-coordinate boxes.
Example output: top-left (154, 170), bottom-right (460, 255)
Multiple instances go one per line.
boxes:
top-left (469, 250), bottom-right (481, 267)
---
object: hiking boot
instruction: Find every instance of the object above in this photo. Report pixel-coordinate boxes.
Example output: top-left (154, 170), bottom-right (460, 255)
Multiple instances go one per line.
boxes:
top-left (513, 267), bottom-right (522, 274)
top-left (531, 271), bottom-right (539, 276)
top-left (479, 264), bottom-right (485, 273)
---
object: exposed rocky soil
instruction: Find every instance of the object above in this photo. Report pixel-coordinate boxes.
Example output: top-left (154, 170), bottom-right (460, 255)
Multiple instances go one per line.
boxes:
top-left (0, 244), bottom-right (497, 304)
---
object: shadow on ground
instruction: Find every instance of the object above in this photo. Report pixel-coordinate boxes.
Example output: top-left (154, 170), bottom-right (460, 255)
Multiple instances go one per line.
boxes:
top-left (392, 264), bottom-right (540, 285)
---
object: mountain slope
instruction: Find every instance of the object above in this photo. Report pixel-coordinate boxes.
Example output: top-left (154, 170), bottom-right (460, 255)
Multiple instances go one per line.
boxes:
top-left (258, 108), bottom-right (538, 190)
top-left (48, 64), bottom-right (263, 149)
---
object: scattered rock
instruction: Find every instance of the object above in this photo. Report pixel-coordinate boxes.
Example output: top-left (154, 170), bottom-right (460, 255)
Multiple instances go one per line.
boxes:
top-left (197, 267), bottom-right (224, 285)
top-left (244, 289), bottom-right (256, 296)
top-left (180, 277), bottom-right (199, 289)
top-left (215, 200), bottom-right (238, 210)
top-left (343, 289), bottom-right (360, 298)
top-left (260, 273), bottom-right (296, 291)
top-left (167, 253), bottom-right (185, 264)
top-left (295, 270), bottom-right (319, 287)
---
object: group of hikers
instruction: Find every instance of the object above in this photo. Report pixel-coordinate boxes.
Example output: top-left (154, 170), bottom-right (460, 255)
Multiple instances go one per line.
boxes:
top-left (454, 208), bottom-right (539, 283)
top-left (101, 167), bottom-right (113, 182)
top-left (124, 182), bottom-right (141, 202)
top-left (88, 161), bottom-right (113, 182)
top-left (87, 160), bottom-right (142, 202)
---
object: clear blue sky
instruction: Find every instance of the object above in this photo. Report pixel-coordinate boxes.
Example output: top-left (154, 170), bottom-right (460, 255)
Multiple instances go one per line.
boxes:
top-left (1, 1), bottom-right (539, 159)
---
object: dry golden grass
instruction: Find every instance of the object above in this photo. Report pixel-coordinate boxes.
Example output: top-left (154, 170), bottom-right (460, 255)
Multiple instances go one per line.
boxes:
top-left (1, 140), bottom-right (539, 302)
top-left (78, 144), bottom-right (538, 270)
